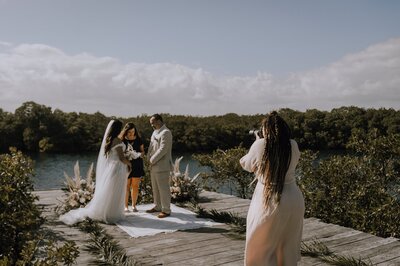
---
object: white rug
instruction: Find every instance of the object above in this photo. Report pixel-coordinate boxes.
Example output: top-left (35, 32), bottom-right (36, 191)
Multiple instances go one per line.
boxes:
top-left (116, 204), bottom-right (221, 238)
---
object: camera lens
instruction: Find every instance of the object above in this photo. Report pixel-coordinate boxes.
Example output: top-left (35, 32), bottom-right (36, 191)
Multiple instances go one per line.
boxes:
top-left (249, 130), bottom-right (259, 135)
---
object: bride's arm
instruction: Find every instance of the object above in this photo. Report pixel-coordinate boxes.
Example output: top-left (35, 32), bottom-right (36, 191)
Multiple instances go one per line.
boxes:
top-left (112, 139), bottom-right (132, 169)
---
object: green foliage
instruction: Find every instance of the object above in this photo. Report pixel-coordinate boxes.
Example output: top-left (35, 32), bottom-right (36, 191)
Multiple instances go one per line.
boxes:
top-left (14, 238), bottom-right (79, 266)
top-left (194, 147), bottom-right (254, 199)
top-left (298, 131), bottom-right (400, 238)
top-left (0, 148), bottom-right (79, 264)
top-left (0, 147), bottom-right (43, 262)
top-left (3, 102), bottom-right (399, 153)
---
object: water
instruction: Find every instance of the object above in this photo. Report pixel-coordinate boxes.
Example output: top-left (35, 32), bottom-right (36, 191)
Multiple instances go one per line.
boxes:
top-left (31, 152), bottom-right (99, 190)
top-left (31, 152), bottom-right (211, 190)
top-left (30, 150), bottom-right (359, 197)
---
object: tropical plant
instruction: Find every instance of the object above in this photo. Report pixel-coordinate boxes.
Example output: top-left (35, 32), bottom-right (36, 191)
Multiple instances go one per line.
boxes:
top-left (298, 130), bottom-right (400, 238)
top-left (0, 148), bottom-right (79, 265)
top-left (194, 147), bottom-right (255, 199)
top-left (0, 147), bottom-right (43, 263)
top-left (16, 237), bottom-right (79, 266)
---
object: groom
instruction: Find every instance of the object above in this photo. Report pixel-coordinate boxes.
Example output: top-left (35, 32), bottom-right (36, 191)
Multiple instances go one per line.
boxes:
top-left (146, 114), bottom-right (173, 218)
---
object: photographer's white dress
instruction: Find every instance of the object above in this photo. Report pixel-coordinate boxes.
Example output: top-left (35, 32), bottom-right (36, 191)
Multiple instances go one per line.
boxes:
top-left (60, 123), bottom-right (129, 225)
top-left (240, 139), bottom-right (304, 265)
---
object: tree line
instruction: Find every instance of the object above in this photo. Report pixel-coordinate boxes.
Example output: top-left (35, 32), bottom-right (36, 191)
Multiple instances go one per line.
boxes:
top-left (0, 101), bottom-right (399, 153)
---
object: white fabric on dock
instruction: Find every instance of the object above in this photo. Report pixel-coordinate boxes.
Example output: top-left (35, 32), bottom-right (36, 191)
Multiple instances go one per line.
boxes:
top-left (116, 203), bottom-right (221, 238)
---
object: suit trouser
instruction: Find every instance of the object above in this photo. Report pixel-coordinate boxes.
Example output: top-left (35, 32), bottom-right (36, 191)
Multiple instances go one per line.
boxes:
top-left (150, 170), bottom-right (171, 214)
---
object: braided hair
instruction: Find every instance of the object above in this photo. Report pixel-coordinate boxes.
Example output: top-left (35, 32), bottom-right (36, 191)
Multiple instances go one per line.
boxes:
top-left (104, 120), bottom-right (123, 157)
top-left (258, 111), bottom-right (292, 207)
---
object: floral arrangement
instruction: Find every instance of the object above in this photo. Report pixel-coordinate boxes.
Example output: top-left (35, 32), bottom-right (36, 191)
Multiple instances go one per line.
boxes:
top-left (124, 143), bottom-right (141, 160)
top-left (170, 156), bottom-right (201, 202)
top-left (57, 156), bottom-right (201, 213)
top-left (56, 161), bottom-right (95, 214)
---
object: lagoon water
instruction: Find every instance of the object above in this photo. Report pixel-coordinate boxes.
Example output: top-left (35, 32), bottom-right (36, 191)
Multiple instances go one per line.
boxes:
top-left (31, 152), bottom-right (211, 191)
top-left (31, 150), bottom-right (342, 197)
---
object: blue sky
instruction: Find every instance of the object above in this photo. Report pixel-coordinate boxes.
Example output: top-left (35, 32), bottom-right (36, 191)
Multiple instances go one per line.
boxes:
top-left (0, 0), bottom-right (399, 116)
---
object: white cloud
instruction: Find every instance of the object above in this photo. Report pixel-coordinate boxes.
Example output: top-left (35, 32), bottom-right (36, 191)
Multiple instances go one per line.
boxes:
top-left (0, 38), bottom-right (399, 116)
top-left (0, 41), bottom-right (12, 48)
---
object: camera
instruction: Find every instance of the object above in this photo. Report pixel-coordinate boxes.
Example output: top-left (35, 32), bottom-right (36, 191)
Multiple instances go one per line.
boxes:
top-left (249, 129), bottom-right (263, 138)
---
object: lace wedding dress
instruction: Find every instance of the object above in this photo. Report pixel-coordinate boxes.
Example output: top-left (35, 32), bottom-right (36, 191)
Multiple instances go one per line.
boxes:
top-left (60, 121), bottom-right (129, 225)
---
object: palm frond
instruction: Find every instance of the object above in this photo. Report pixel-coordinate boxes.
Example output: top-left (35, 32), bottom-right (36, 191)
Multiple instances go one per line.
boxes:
top-left (301, 240), bottom-right (372, 266)
top-left (78, 219), bottom-right (138, 265)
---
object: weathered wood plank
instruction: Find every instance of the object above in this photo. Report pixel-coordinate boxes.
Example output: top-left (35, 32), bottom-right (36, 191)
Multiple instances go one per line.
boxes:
top-left (368, 243), bottom-right (400, 265)
top-left (35, 189), bottom-right (400, 265)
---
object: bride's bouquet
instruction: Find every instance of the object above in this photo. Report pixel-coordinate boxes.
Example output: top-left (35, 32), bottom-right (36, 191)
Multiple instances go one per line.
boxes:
top-left (124, 143), bottom-right (141, 160)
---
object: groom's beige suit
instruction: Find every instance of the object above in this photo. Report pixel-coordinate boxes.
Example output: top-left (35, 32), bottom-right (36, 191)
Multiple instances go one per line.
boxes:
top-left (147, 124), bottom-right (173, 214)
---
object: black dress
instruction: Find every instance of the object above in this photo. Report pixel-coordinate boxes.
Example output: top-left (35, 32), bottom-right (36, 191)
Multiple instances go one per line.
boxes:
top-left (124, 138), bottom-right (145, 178)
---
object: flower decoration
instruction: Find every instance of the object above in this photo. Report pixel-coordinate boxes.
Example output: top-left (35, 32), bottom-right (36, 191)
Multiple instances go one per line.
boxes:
top-left (56, 161), bottom-right (95, 214)
top-left (169, 156), bottom-right (201, 202)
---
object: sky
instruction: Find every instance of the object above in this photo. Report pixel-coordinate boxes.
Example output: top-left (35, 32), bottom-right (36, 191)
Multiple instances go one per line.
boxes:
top-left (0, 0), bottom-right (399, 116)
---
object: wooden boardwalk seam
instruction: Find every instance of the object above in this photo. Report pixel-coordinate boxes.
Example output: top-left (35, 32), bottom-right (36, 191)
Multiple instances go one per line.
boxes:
top-left (34, 190), bottom-right (400, 265)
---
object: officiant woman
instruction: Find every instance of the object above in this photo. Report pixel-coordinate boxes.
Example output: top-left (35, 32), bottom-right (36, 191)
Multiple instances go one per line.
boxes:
top-left (122, 122), bottom-right (145, 212)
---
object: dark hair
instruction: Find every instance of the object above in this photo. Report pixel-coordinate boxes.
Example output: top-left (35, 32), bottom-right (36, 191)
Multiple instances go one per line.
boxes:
top-left (151, 114), bottom-right (163, 123)
top-left (104, 120), bottom-right (123, 157)
top-left (122, 122), bottom-right (141, 139)
top-left (259, 111), bottom-right (292, 207)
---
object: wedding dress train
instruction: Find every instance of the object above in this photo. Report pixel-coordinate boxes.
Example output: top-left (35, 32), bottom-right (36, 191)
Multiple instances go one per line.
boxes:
top-left (59, 121), bottom-right (129, 225)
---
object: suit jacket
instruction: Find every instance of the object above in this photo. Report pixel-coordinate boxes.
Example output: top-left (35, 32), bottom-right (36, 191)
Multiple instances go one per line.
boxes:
top-left (147, 124), bottom-right (173, 172)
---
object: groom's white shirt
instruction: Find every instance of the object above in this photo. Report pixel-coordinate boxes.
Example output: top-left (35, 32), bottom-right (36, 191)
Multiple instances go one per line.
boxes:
top-left (148, 124), bottom-right (173, 172)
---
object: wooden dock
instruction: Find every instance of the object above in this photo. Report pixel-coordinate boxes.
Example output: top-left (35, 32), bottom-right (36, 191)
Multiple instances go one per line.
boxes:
top-left (35, 190), bottom-right (400, 265)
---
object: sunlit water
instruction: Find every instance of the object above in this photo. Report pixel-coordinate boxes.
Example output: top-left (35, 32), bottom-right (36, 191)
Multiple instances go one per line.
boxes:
top-left (31, 152), bottom-right (212, 190)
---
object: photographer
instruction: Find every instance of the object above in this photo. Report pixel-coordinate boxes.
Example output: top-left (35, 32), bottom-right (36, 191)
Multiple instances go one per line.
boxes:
top-left (240, 111), bottom-right (305, 265)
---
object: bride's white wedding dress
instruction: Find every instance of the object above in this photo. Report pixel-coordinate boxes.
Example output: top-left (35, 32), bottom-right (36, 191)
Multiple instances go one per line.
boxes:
top-left (60, 121), bottom-right (129, 225)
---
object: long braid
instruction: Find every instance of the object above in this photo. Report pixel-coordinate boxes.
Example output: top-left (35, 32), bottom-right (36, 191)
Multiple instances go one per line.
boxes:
top-left (258, 112), bottom-right (292, 208)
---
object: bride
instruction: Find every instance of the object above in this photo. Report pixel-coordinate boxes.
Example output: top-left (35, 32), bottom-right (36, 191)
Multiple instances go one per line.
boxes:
top-left (60, 120), bottom-right (132, 225)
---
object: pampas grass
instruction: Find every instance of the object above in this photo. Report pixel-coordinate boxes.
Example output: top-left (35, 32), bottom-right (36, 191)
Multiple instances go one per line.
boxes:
top-left (56, 161), bottom-right (95, 214)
